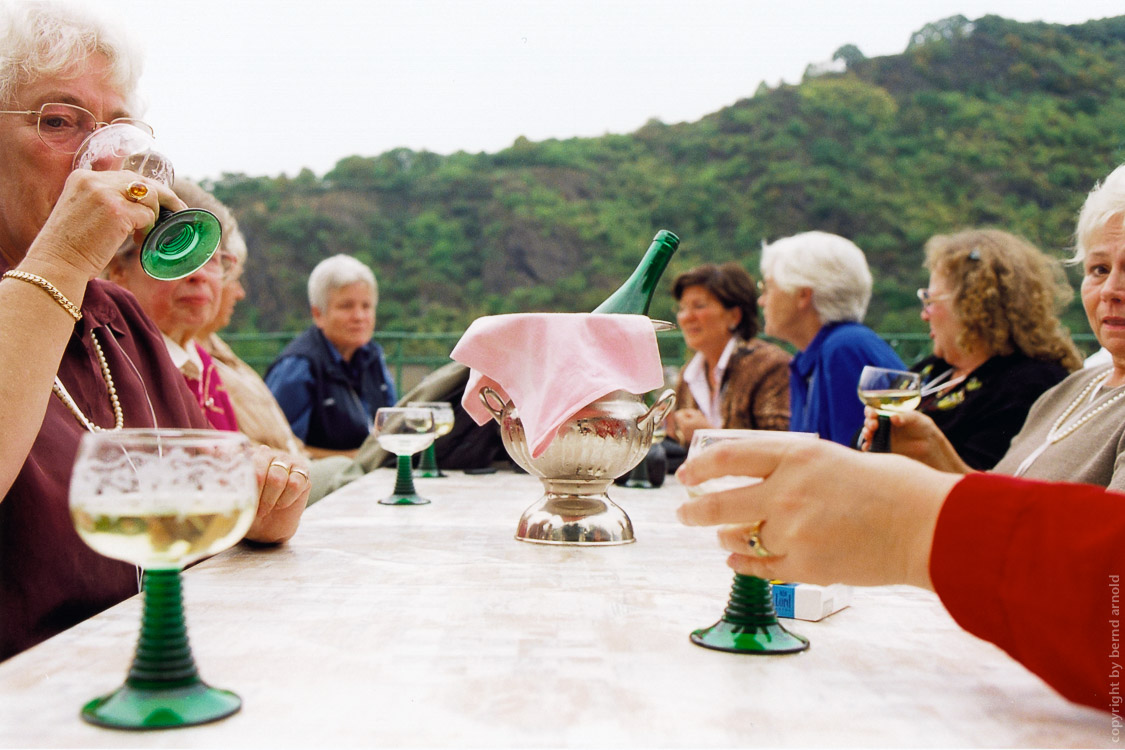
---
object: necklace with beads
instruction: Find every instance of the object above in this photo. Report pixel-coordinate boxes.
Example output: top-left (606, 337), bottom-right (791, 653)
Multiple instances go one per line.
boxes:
top-left (52, 329), bottom-right (124, 432)
top-left (1013, 370), bottom-right (1125, 477)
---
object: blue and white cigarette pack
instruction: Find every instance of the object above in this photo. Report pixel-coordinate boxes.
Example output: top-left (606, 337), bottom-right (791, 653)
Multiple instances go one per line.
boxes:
top-left (771, 582), bottom-right (852, 621)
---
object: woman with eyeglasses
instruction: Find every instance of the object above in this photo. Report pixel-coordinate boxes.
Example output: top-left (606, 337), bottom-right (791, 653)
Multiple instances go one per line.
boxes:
top-left (867, 230), bottom-right (1081, 470)
top-left (666, 262), bottom-right (791, 452)
top-left (861, 194), bottom-right (1125, 487)
top-left (0, 2), bottom-right (308, 662)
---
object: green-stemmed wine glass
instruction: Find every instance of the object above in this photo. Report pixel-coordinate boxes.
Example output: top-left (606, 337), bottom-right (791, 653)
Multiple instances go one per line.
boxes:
top-left (857, 366), bottom-right (922, 453)
top-left (408, 401), bottom-right (454, 478)
top-left (68, 429), bottom-right (258, 729)
top-left (375, 407), bottom-right (436, 505)
top-left (687, 429), bottom-right (811, 655)
top-left (73, 123), bottom-right (221, 280)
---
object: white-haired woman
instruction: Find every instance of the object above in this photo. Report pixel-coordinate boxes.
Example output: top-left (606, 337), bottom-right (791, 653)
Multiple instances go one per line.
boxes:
top-left (0, 1), bottom-right (307, 661)
top-left (758, 231), bottom-right (905, 444)
top-left (266, 254), bottom-right (397, 457)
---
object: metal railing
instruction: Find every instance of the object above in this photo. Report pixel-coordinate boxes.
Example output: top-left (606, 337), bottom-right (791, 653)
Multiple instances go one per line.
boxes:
top-left (226, 329), bottom-right (1101, 391)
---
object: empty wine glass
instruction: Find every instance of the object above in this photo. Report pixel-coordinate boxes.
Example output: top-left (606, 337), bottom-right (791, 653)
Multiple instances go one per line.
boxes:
top-left (857, 366), bottom-right (922, 453)
top-left (375, 407), bottom-right (436, 505)
top-left (68, 429), bottom-right (258, 729)
top-left (72, 123), bottom-right (221, 280)
top-left (686, 429), bottom-right (811, 655)
top-left (407, 401), bottom-right (455, 478)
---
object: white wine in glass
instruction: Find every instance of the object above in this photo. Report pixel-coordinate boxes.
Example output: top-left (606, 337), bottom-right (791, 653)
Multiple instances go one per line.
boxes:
top-left (68, 429), bottom-right (257, 729)
top-left (856, 366), bottom-right (922, 452)
top-left (374, 407), bottom-right (436, 504)
top-left (408, 401), bottom-right (455, 478)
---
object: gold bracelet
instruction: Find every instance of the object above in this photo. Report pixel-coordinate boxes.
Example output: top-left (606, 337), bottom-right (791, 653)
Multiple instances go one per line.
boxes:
top-left (2, 270), bottom-right (83, 322)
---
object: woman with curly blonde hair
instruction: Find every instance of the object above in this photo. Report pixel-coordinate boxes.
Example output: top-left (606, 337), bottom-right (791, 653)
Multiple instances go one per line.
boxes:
top-left (864, 228), bottom-right (1080, 469)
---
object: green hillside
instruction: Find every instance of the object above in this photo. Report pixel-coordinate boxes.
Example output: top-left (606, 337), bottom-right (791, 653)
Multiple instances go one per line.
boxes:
top-left (209, 14), bottom-right (1125, 358)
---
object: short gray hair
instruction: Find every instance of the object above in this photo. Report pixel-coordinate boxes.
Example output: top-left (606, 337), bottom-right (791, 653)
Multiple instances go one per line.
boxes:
top-left (0, 1), bottom-right (143, 110)
top-left (760, 231), bottom-right (872, 323)
top-left (308, 254), bottom-right (377, 311)
top-left (1074, 162), bottom-right (1125, 265)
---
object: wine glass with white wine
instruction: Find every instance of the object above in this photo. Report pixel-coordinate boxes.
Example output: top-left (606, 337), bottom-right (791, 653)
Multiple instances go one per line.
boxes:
top-left (374, 407), bottom-right (436, 505)
top-left (856, 366), bottom-right (922, 453)
top-left (686, 429), bottom-right (812, 655)
top-left (68, 429), bottom-right (258, 729)
top-left (407, 401), bottom-right (455, 478)
top-left (72, 123), bottom-right (221, 280)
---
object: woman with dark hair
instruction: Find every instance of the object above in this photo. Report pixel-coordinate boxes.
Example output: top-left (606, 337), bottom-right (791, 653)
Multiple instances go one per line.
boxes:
top-left (667, 262), bottom-right (790, 449)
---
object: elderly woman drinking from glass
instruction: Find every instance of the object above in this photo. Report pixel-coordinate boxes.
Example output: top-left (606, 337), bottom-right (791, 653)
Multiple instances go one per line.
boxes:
top-left (667, 262), bottom-right (790, 449)
top-left (0, 1), bottom-right (307, 662)
top-left (863, 229), bottom-right (1081, 469)
top-left (757, 231), bottom-right (905, 444)
top-left (863, 164), bottom-right (1125, 490)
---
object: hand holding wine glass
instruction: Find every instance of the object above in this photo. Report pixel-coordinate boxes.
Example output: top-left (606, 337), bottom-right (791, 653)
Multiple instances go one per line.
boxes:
top-left (72, 122), bottom-right (221, 280)
top-left (374, 407), bottom-right (436, 505)
top-left (682, 429), bottom-right (811, 655)
top-left (857, 366), bottom-right (922, 453)
top-left (68, 429), bottom-right (257, 729)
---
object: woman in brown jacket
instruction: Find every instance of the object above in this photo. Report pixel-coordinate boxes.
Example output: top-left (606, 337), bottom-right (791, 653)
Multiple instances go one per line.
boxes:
top-left (668, 262), bottom-right (791, 450)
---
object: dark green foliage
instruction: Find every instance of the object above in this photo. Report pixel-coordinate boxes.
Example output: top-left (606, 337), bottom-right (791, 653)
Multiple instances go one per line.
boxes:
top-left (211, 14), bottom-right (1125, 351)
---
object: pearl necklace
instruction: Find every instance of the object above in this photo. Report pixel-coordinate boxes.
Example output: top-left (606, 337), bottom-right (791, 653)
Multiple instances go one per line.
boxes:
top-left (52, 329), bottom-right (124, 432)
top-left (1013, 370), bottom-right (1125, 477)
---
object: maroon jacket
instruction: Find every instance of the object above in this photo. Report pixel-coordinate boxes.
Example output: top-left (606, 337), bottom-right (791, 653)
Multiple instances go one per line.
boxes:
top-left (0, 278), bottom-right (209, 661)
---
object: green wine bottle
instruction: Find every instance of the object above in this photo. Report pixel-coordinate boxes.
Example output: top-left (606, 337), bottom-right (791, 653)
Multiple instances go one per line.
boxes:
top-left (591, 230), bottom-right (680, 315)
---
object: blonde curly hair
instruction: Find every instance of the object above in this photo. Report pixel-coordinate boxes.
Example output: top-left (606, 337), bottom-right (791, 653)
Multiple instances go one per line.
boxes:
top-left (924, 229), bottom-right (1082, 372)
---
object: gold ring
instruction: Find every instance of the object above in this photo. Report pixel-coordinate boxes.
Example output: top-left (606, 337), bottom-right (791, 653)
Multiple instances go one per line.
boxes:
top-left (747, 520), bottom-right (774, 558)
top-left (126, 181), bottom-right (149, 202)
top-left (267, 458), bottom-right (289, 474)
top-left (288, 467), bottom-right (310, 486)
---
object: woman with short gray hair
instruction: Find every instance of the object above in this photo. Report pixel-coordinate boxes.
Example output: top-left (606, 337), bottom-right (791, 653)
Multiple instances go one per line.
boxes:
top-left (758, 231), bottom-right (904, 444)
top-left (267, 254), bottom-right (396, 457)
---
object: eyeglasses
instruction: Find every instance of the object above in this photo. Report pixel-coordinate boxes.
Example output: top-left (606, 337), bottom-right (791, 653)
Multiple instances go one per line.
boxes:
top-left (0, 102), bottom-right (154, 154)
top-left (916, 288), bottom-right (952, 308)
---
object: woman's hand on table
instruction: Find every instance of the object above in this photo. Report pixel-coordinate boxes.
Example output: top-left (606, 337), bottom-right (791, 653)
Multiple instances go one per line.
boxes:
top-left (245, 446), bottom-right (310, 544)
top-left (27, 169), bottom-right (187, 280)
top-left (675, 433), bottom-right (958, 590)
top-left (669, 408), bottom-right (710, 446)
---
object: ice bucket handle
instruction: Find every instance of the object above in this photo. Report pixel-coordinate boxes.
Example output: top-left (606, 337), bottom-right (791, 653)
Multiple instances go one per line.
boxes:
top-left (479, 386), bottom-right (510, 424)
top-left (637, 389), bottom-right (676, 428)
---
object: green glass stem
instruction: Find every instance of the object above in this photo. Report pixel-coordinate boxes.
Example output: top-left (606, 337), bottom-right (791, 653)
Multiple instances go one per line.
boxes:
top-left (415, 443), bottom-right (444, 478)
top-left (380, 454), bottom-right (430, 505)
top-left (622, 459), bottom-right (652, 489)
top-left (690, 573), bottom-right (810, 654)
top-left (869, 414), bottom-right (892, 453)
top-left (80, 568), bottom-right (241, 729)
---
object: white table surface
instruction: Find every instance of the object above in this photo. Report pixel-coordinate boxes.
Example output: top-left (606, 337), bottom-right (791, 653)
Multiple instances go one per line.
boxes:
top-left (0, 468), bottom-right (1111, 748)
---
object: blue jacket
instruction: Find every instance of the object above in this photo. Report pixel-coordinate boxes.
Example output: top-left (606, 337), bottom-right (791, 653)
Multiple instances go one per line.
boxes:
top-left (266, 326), bottom-right (397, 451)
top-left (789, 321), bottom-right (905, 445)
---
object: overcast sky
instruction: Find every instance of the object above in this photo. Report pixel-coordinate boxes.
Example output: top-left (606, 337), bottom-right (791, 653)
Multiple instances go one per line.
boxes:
top-left (67, 0), bottom-right (1125, 181)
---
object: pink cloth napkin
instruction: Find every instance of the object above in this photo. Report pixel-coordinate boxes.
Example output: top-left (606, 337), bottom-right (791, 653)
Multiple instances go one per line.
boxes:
top-left (451, 313), bottom-right (665, 458)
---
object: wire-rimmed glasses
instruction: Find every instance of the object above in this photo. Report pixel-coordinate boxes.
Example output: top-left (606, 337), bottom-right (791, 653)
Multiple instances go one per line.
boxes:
top-left (0, 102), bottom-right (153, 154)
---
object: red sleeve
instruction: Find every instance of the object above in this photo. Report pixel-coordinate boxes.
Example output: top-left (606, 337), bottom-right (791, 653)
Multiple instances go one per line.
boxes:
top-left (931, 472), bottom-right (1125, 712)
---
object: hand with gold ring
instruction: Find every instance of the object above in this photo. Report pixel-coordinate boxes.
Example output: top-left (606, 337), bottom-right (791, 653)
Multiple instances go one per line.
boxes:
top-left (125, 180), bottom-right (149, 203)
top-left (675, 431), bottom-right (957, 589)
top-left (246, 447), bottom-right (310, 545)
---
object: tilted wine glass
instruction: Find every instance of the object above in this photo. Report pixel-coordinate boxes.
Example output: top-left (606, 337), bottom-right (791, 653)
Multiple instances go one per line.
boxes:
top-left (72, 122), bottom-right (221, 280)
top-left (375, 407), bottom-right (436, 505)
top-left (857, 366), bottom-right (922, 453)
top-left (68, 429), bottom-right (258, 729)
top-left (407, 401), bottom-right (455, 478)
top-left (687, 429), bottom-right (811, 655)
